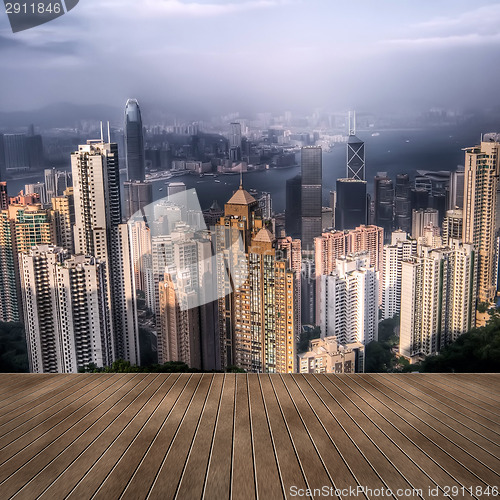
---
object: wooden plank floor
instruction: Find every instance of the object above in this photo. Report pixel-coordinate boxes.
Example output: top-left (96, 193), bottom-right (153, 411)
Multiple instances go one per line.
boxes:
top-left (0, 374), bottom-right (498, 500)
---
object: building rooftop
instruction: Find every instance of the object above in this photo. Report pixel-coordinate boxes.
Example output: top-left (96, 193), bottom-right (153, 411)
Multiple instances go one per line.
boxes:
top-left (0, 373), bottom-right (498, 498)
top-left (252, 227), bottom-right (275, 243)
top-left (227, 186), bottom-right (257, 206)
top-left (348, 134), bottom-right (364, 145)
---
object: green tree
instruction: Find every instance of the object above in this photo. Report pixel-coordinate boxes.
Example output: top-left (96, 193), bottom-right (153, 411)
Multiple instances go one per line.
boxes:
top-left (419, 311), bottom-right (500, 372)
top-left (298, 326), bottom-right (321, 354)
top-left (0, 322), bottom-right (29, 373)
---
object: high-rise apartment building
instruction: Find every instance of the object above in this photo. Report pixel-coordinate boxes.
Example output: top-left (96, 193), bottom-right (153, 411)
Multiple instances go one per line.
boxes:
top-left (20, 246), bottom-right (112, 373)
top-left (72, 140), bottom-right (139, 365)
top-left (129, 219), bottom-right (152, 297)
top-left (277, 236), bottom-right (302, 343)
top-left (399, 242), bottom-right (477, 360)
top-left (0, 211), bottom-right (19, 322)
top-left (442, 209), bottom-right (463, 247)
top-left (125, 99), bottom-right (145, 182)
top-left (0, 182), bottom-right (8, 210)
top-left (0, 204), bottom-right (56, 323)
top-left (215, 186), bottom-right (296, 372)
top-left (51, 187), bottom-right (75, 254)
top-left (318, 253), bottom-right (379, 346)
top-left (315, 231), bottom-right (346, 278)
top-left (153, 223), bottom-right (218, 371)
top-left (463, 137), bottom-right (500, 304)
top-left (301, 146), bottom-right (322, 250)
top-left (314, 225), bottom-right (383, 321)
top-left (381, 231), bottom-right (417, 320)
top-left (346, 225), bottom-right (384, 273)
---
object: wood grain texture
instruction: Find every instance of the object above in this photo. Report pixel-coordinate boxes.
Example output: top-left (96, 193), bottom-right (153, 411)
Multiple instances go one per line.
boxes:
top-left (0, 373), bottom-right (498, 500)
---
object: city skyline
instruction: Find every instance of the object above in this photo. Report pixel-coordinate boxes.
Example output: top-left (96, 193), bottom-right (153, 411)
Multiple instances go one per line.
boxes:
top-left (1, 2), bottom-right (499, 497)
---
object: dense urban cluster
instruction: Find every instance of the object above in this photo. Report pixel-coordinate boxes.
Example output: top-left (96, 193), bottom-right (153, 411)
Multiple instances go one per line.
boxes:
top-left (0, 103), bottom-right (498, 374)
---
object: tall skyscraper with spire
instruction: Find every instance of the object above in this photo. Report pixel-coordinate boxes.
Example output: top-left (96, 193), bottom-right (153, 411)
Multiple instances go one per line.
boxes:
top-left (124, 99), bottom-right (152, 222)
top-left (347, 111), bottom-right (365, 181)
top-left (124, 99), bottom-right (145, 182)
top-left (215, 183), bottom-right (296, 373)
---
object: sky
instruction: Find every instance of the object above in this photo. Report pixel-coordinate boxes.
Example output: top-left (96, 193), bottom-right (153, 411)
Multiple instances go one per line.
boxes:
top-left (1, 0), bottom-right (500, 116)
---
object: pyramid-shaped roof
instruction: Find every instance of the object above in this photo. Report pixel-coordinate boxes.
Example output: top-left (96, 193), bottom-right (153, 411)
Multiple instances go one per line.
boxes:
top-left (253, 227), bottom-right (275, 243)
top-left (227, 186), bottom-right (256, 205)
top-left (348, 134), bottom-right (364, 145)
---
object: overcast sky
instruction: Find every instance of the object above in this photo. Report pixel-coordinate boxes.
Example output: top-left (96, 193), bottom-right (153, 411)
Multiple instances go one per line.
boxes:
top-left (1, 0), bottom-right (500, 115)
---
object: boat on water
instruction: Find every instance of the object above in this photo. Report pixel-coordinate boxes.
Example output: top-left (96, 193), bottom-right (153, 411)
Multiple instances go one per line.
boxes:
top-left (215, 180), bottom-right (221, 183)
top-left (371, 132), bottom-right (380, 137)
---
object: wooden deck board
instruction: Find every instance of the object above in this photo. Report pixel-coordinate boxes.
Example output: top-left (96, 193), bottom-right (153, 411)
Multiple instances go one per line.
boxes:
top-left (0, 373), bottom-right (497, 500)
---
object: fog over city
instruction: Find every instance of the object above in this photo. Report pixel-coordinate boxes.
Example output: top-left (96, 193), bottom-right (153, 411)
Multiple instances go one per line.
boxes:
top-left (1, 0), bottom-right (500, 118)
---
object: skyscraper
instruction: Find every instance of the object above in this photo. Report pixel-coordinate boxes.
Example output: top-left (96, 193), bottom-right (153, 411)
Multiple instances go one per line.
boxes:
top-left (277, 236), bottom-right (302, 343)
top-left (44, 168), bottom-right (57, 201)
top-left (347, 113), bottom-right (365, 181)
top-left (394, 173), bottom-right (411, 233)
top-left (285, 174), bottom-right (302, 238)
top-left (335, 178), bottom-right (367, 230)
top-left (123, 180), bottom-right (153, 220)
top-left (0, 202), bottom-right (56, 323)
top-left (0, 210), bottom-right (19, 322)
top-left (374, 173), bottom-right (394, 243)
top-left (411, 208), bottom-right (438, 239)
top-left (0, 182), bottom-right (7, 210)
top-left (229, 122), bottom-right (242, 162)
top-left (381, 231), bottom-right (417, 320)
top-left (124, 99), bottom-right (145, 182)
top-left (72, 140), bottom-right (140, 365)
top-left (51, 187), bottom-right (75, 254)
top-left (449, 167), bottom-right (465, 210)
top-left (3, 134), bottom-right (29, 172)
top-left (215, 186), bottom-right (296, 372)
top-left (318, 253), bottom-right (378, 345)
top-left (400, 243), bottom-right (477, 360)
top-left (24, 182), bottom-right (47, 205)
top-left (463, 136), bottom-right (500, 304)
top-left (45, 168), bottom-right (71, 200)
top-left (167, 182), bottom-right (187, 197)
top-left (442, 209), bottom-right (463, 247)
top-left (20, 246), bottom-right (112, 373)
top-left (152, 223), bottom-right (218, 371)
top-left (314, 225), bottom-right (384, 321)
top-left (301, 146), bottom-right (322, 250)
